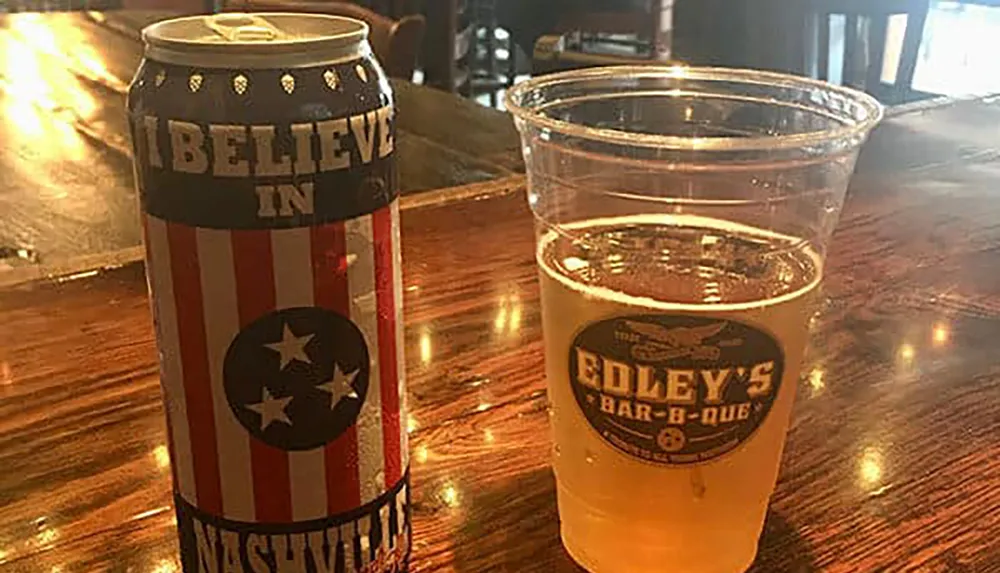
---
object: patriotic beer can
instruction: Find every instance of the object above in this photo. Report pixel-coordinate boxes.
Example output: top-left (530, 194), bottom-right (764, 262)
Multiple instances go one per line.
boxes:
top-left (127, 13), bottom-right (409, 573)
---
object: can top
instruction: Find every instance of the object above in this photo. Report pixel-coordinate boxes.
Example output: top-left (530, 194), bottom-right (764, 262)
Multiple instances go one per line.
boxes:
top-left (142, 13), bottom-right (370, 69)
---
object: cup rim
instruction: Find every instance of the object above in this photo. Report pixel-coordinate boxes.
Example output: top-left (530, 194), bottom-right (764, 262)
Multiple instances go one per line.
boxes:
top-left (504, 66), bottom-right (885, 152)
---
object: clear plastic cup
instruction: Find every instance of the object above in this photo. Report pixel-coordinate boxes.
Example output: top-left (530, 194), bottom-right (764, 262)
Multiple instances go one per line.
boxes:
top-left (506, 66), bottom-right (882, 573)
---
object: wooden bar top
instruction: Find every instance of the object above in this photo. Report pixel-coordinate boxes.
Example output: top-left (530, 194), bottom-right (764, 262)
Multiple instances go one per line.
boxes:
top-left (2, 91), bottom-right (1000, 571)
top-left (1, 9), bottom-right (1000, 573)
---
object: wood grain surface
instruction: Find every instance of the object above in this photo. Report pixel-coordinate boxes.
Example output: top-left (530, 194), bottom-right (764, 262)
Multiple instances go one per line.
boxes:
top-left (0, 11), bottom-right (521, 284)
top-left (1, 9), bottom-right (1000, 572)
top-left (2, 89), bottom-right (1000, 572)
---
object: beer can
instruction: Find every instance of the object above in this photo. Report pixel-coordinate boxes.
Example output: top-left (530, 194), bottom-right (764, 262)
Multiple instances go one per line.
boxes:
top-left (127, 13), bottom-right (409, 572)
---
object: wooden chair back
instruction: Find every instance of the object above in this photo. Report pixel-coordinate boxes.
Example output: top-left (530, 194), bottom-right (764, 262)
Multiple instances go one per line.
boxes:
top-left (352, 0), bottom-right (404, 18)
top-left (421, 0), bottom-right (474, 94)
top-left (227, 0), bottom-right (425, 80)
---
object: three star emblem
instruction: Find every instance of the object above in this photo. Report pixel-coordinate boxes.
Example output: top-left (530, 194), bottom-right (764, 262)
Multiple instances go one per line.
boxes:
top-left (244, 322), bottom-right (361, 431)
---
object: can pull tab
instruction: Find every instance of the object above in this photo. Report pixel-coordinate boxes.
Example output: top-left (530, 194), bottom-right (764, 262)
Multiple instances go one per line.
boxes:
top-left (206, 13), bottom-right (285, 42)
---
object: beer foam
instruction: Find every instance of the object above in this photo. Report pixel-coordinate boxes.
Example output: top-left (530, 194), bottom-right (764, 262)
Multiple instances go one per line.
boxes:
top-left (537, 213), bottom-right (823, 313)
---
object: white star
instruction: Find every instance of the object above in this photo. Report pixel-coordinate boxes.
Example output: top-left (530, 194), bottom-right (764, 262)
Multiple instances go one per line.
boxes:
top-left (264, 324), bottom-right (314, 369)
top-left (317, 363), bottom-right (360, 407)
top-left (245, 387), bottom-right (293, 431)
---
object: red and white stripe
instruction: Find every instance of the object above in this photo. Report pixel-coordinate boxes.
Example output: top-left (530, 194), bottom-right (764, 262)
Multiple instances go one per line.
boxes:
top-left (391, 203), bottom-right (408, 473)
top-left (374, 202), bottom-right (406, 489)
top-left (197, 227), bottom-right (254, 521)
top-left (144, 201), bottom-right (406, 524)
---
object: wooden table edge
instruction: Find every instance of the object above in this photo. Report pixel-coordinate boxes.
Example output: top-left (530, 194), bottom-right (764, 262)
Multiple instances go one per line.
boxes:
top-left (399, 174), bottom-right (524, 211)
top-left (0, 175), bottom-right (526, 290)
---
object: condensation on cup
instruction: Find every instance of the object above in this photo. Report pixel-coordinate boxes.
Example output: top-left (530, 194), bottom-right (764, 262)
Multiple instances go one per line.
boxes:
top-left (506, 66), bottom-right (882, 573)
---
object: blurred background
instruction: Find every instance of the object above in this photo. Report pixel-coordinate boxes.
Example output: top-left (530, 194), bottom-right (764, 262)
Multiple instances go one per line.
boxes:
top-left (0, 0), bottom-right (997, 109)
top-left (336, 0), bottom-right (1000, 108)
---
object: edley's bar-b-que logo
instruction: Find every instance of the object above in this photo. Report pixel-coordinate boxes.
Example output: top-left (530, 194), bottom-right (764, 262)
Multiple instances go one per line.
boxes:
top-left (570, 315), bottom-right (785, 465)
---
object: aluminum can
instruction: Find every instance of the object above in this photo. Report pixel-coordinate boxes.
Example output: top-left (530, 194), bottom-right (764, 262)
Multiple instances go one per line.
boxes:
top-left (127, 13), bottom-right (408, 572)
